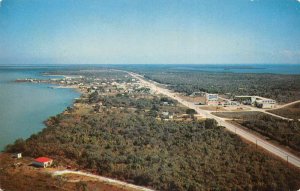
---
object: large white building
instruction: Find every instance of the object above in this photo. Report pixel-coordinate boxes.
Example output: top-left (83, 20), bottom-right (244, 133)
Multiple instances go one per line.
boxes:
top-left (235, 96), bottom-right (276, 109)
top-left (205, 93), bottom-right (219, 105)
top-left (255, 98), bottom-right (276, 109)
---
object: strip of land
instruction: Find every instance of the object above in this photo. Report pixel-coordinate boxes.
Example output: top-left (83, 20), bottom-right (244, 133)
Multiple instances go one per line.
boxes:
top-left (4, 69), bottom-right (300, 190)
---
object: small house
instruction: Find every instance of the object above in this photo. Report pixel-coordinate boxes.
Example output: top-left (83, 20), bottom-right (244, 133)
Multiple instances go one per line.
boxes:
top-left (13, 153), bottom-right (22, 159)
top-left (33, 157), bottom-right (53, 168)
top-left (162, 111), bottom-right (169, 116)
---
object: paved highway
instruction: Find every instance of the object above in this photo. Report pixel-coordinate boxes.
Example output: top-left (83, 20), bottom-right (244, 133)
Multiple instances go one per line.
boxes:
top-left (128, 72), bottom-right (300, 168)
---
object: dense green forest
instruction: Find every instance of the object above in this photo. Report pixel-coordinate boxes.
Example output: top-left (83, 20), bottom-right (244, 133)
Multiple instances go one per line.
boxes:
top-left (89, 92), bottom-right (176, 109)
top-left (213, 111), bottom-right (300, 152)
top-left (240, 116), bottom-right (300, 152)
top-left (88, 92), bottom-right (185, 118)
top-left (6, 96), bottom-right (300, 191)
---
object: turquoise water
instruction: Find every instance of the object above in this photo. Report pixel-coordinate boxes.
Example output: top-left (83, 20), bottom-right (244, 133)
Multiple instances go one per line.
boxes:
top-left (0, 68), bottom-right (80, 151)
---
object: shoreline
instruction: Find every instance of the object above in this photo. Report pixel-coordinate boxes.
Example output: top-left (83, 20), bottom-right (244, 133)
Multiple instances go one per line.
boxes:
top-left (1, 75), bottom-right (83, 152)
top-left (43, 73), bottom-right (83, 79)
top-left (49, 84), bottom-right (82, 94)
top-left (43, 73), bottom-right (84, 96)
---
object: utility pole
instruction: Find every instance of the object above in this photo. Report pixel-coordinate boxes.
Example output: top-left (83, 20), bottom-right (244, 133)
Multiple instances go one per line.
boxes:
top-left (256, 139), bottom-right (257, 149)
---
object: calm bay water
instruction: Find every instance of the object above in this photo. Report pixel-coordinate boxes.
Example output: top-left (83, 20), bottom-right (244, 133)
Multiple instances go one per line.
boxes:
top-left (0, 68), bottom-right (80, 151)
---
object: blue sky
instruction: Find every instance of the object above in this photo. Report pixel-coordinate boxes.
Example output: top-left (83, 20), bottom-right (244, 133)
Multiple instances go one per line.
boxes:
top-left (0, 0), bottom-right (299, 64)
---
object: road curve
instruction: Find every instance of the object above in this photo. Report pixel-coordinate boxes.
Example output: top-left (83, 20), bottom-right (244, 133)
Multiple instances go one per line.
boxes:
top-left (128, 72), bottom-right (300, 168)
top-left (52, 170), bottom-right (155, 191)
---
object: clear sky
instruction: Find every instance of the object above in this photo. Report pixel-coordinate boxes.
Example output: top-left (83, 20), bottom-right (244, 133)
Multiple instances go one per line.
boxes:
top-left (0, 0), bottom-right (299, 65)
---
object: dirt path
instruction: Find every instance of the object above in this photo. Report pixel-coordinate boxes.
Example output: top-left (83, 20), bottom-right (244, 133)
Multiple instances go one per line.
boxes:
top-left (274, 100), bottom-right (300, 109)
top-left (52, 170), bottom-right (155, 191)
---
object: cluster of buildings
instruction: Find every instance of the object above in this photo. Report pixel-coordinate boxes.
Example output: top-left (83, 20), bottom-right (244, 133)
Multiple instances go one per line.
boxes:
top-left (21, 74), bottom-right (147, 97)
top-left (204, 93), bottom-right (276, 109)
top-left (12, 153), bottom-right (53, 168)
top-left (234, 96), bottom-right (276, 109)
top-left (86, 79), bottom-right (151, 96)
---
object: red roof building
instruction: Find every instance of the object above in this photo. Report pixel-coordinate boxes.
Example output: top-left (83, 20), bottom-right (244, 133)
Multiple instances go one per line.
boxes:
top-left (33, 157), bottom-right (53, 168)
